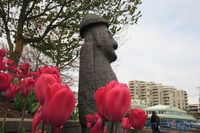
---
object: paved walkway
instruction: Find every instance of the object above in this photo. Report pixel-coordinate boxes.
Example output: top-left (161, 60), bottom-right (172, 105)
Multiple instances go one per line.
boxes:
top-left (142, 127), bottom-right (200, 133)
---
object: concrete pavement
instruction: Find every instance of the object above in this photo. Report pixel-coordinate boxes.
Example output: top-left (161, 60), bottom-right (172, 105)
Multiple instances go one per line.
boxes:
top-left (142, 127), bottom-right (200, 133)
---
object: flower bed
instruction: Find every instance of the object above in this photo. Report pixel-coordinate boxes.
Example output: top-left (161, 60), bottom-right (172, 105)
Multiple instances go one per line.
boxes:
top-left (1, 48), bottom-right (147, 133)
top-left (0, 118), bottom-right (81, 133)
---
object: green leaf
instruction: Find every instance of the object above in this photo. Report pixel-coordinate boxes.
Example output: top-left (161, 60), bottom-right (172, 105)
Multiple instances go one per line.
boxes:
top-left (30, 102), bottom-right (40, 113)
top-left (0, 128), bottom-right (4, 133)
top-left (21, 127), bottom-right (26, 133)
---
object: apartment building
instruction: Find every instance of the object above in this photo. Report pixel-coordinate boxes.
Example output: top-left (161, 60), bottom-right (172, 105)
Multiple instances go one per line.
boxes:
top-left (188, 104), bottom-right (200, 120)
top-left (128, 80), bottom-right (189, 110)
top-left (189, 104), bottom-right (200, 113)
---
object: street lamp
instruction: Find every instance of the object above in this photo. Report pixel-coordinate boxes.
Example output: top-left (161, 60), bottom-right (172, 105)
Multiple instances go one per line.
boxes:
top-left (196, 87), bottom-right (200, 113)
top-left (197, 87), bottom-right (200, 104)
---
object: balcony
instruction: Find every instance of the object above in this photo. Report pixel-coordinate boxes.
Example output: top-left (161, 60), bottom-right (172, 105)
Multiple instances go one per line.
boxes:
top-left (163, 91), bottom-right (169, 94)
top-left (153, 102), bottom-right (158, 105)
top-left (164, 100), bottom-right (169, 103)
top-left (153, 99), bottom-right (158, 101)
top-left (163, 97), bottom-right (169, 99)
top-left (163, 95), bottom-right (169, 98)
top-left (152, 89), bottom-right (158, 92)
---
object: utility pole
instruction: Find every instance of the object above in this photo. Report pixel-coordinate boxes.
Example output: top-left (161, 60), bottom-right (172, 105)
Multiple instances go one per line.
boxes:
top-left (196, 87), bottom-right (200, 113)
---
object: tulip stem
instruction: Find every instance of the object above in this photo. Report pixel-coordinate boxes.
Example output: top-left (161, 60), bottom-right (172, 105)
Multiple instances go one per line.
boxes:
top-left (110, 121), bottom-right (115, 133)
top-left (50, 126), bottom-right (54, 133)
top-left (18, 96), bottom-right (27, 133)
top-left (101, 118), bottom-right (106, 133)
top-left (41, 121), bottom-right (45, 133)
top-left (114, 122), bottom-right (117, 133)
top-left (0, 94), bottom-right (1, 103)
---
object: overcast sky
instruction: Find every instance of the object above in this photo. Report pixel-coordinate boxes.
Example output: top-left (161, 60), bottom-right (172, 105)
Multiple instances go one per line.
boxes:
top-left (114, 0), bottom-right (200, 104)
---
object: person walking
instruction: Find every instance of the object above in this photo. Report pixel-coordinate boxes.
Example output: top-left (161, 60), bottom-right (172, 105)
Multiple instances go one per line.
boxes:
top-left (150, 111), bottom-right (157, 133)
top-left (155, 112), bottom-right (161, 133)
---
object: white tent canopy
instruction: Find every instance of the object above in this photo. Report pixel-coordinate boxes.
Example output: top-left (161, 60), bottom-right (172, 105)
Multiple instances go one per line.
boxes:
top-left (144, 104), bottom-right (196, 121)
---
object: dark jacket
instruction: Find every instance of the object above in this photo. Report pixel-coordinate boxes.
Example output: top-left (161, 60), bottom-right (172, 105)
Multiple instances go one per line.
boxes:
top-left (156, 115), bottom-right (160, 125)
top-left (150, 115), bottom-right (160, 125)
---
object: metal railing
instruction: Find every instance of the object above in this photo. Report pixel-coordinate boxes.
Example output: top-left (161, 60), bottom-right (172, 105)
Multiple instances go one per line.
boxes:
top-left (145, 120), bottom-right (200, 132)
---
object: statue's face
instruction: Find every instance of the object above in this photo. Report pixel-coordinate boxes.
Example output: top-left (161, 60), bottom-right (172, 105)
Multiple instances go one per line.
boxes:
top-left (95, 25), bottom-right (118, 62)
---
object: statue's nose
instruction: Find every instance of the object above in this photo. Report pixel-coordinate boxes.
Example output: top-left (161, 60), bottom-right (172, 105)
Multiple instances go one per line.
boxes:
top-left (113, 42), bottom-right (118, 50)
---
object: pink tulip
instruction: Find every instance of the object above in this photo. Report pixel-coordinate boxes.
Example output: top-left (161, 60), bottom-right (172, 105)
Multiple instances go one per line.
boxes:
top-left (0, 58), bottom-right (5, 70)
top-left (91, 118), bottom-right (105, 133)
top-left (0, 72), bottom-right (12, 92)
top-left (19, 62), bottom-right (30, 75)
top-left (21, 77), bottom-right (35, 97)
top-left (6, 59), bottom-right (14, 66)
top-left (94, 81), bottom-right (131, 122)
top-left (86, 114), bottom-right (93, 122)
top-left (87, 122), bottom-right (91, 129)
top-left (31, 72), bottom-right (38, 79)
top-left (36, 130), bottom-right (46, 133)
top-left (54, 126), bottom-right (63, 133)
top-left (41, 83), bottom-right (75, 127)
top-left (37, 66), bottom-right (61, 83)
top-left (93, 113), bottom-right (101, 123)
top-left (129, 108), bottom-right (147, 130)
top-left (35, 74), bottom-right (57, 105)
top-left (19, 62), bottom-right (30, 70)
top-left (0, 49), bottom-right (6, 57)
top-left (5, 83), bottom-right (20, 99)
top-left (122, 118), bottom-right (132, 130)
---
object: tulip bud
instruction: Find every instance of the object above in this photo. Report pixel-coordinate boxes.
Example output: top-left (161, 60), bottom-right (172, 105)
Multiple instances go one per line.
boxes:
top-left (122, 117), bottom-right (132, 130)
top-left (0, 49), bottom-right (6, 57)
top-left (94, 81), bottom-right (131, 122)
top-left (5, 83), bottom-right (20, 100)
top-left (21, 77), bottom-right (35, 97)
top-left (94, 113), bottom-right (101, 123)
top-left (86, 114), bottom-right (93, 122)
top-left (0, 72), bottom-right (12, 92)
top-left (129, 108), bottom-right (147, 130)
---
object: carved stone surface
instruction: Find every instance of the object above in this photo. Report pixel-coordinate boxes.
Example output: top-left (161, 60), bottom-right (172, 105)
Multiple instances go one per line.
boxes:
top-left (78, 14), bottom-right (118, 132)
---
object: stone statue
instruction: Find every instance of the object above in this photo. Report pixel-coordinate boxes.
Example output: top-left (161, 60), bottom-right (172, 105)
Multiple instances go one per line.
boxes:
top-left (78, 14), bottom-right (118, 132)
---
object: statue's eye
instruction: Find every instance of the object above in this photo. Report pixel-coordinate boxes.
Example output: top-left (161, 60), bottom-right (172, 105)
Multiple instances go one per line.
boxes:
top-left (107, 31), bottom-right (113, 38)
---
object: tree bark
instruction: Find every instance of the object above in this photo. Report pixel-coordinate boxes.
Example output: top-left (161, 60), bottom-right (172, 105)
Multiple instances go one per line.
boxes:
top-left (9, 38), bottom-right (24, 66)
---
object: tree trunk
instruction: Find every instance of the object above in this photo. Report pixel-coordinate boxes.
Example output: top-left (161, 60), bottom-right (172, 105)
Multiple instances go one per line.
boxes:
top-left (9, 38), bottom-right (24, 66)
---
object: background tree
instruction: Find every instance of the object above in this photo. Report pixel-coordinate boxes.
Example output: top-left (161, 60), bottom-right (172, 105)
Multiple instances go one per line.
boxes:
top-left (0, 0), bottom-right (142, 86)
top-left (0, 0), bottom-right (142, 65)
top-left (0, 41), bottom-right (78, 87)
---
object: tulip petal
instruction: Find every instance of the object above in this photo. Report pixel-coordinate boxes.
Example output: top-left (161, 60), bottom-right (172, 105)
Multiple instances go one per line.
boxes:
top-left (49, 83), bottom-right (66, 99)
top-left (35, 74), bottom-right (57, 105)
top-left (0, 72), bottom-right (12, 92)
top-left (86, 114), bottom-right (93, 122)
top-left (106, 86), bottom-right (131, 121)
top-left (122, 118), bottom-right (132, 130)
top-left (129, 108), bottom-right (147, 130)
top-left (91, 118), bottom-right (104, 133)
top-left (93, 113), bottom-right (101, 123)
top-left (5, 83), bottom-right (20, 100)
top-left (49, 87), bottom-right (75, 127)
top-left (21, 77), bottom-right (35, 97)
top-left (94, 87), bottom-right (107, 119)
top-left (32, 106), bottom-right (42, 133)
top-left (41, 85), bottom-right (52, 125)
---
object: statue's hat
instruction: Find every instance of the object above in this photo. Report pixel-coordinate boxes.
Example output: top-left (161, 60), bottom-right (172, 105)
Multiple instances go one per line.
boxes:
top-left (80, 14), bottom-right (109, 38)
